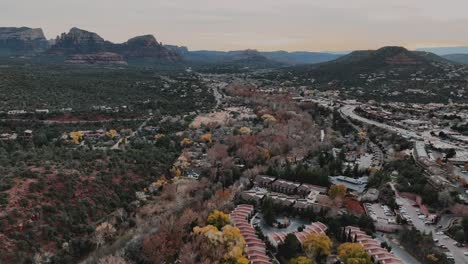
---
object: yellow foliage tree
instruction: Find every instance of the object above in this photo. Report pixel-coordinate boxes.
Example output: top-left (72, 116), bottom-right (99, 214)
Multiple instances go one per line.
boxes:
top-left (201, 133), bottom-right (213, 143)
top-left (238, 127), bottom-right (251, 135)
top-left (106, 129), bottom-right (118, 138)
top-left (194, 224), bottom-right (248, 264)
top-left (303, 233), bottom-right (332, 259)
top-left (261, 114), bottom-right (277, 125)
top-left (153, 176), bottom-right (168, 188)
top-left (207, 210), bottom-right (231, 229)
top-left (426, 254), bottom-right (439, 263)
top-left (290, 256), bottom-right (314, 264)
top-left (170, 167), bottom-right (182, 177)
top-left (338, 243), bottom-right (372, 264)
top-left (154, 133), bottom-right (166, 140)
top-left (329, 184), bottom-right (347, 199)
top-left (69, 131), bottom-right (83, 145)
top-left (193, 225), bottom-right (224, 245)
top-left (180, 137), bottom-right (193, 147)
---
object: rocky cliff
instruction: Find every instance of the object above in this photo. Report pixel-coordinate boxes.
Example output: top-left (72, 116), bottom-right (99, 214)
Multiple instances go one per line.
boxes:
top-left (115, 35), bottom-right (181, 61)
top-left (50, 27), bottom-right (109, 54)
top-left (65, 52), bottom-right (127, 65)
top-left (50, 28), bottom-right (180, 61)
top-left (0, 27), bottom-right (49, 54)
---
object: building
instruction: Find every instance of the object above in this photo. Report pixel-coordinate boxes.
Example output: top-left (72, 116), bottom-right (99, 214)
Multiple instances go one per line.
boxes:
top-left (330, 176), bottom-right (368, 194)
top-left (255, 175), bottom-right (276, 188)
top-left (230, 205), bottom-right (271, 264)
top-left (35, 109), bottom-right (49, 114)
top-left (7, 110), bottom-right (27, 115)
top-left (270, 180), bottom-right (301, 195)
top-left (267, 222), bottom-right (327, 248)
top-left (344, 226), bottom-right (404, 264)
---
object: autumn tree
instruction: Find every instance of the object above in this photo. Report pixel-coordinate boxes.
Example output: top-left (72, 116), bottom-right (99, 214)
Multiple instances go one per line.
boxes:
top-left (180, 137), bottom-right (193, 147)
top-left (337, 243), bottom-right (372, 264)
top-left (142, 216), bottom-right (184, 264)
top-left (238, 127), bottom-right (251, 135)
top-left (302, 233), bottom-right (332, 260)
top-left (329, 184), bottom-right (347, 199)
top-left (106, 129), bottom-right (118, 139)
top-left (69, 131), bottom-right (83, 145)
top-left (201, 133), bottom-right (213, 143)
top-left (290, 256), bottom-right (314, 264)
top-left (207, 210), bottom-right (230, 229)
top-left (94, 222), bottom-right (116, 248)
top-left (193, 224), bottom-right (248, 264)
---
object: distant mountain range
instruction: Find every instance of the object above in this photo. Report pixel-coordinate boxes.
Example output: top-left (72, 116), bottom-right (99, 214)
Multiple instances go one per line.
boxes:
top-left (0, 27), bottom-right (49, 55)
top-left (417, 46), bottom-right (468, 56)
top-left (49, 27), bottom-right (181, 62)
top-left (286, 46), bottom-right (457, 82)
top-left (442, 54), bottom-right (468, 64)
top-left (2, 26), bottom-right (468, 67)
top-left (0, 27), bottom-right (181, 63)
top-left (169, 48), bottom-right (341, 65)
top-left (0, 26), bottom-right (343, 66)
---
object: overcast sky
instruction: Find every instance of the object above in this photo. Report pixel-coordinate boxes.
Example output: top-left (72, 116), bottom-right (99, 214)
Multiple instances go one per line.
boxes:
top-left (2, 0), bottom-right (468, 51)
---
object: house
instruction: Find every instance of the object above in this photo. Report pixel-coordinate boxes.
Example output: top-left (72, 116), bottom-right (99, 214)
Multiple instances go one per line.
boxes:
top-left (270, 180), bottom-right (301, 194)
top-left (35, 109), bottom-right (49, 114)
top-left (344, 226), bottom-right (404, 264)
top-left (267, 222), bottom-right (327, 248)
top-left (255, 175), bottom-right (275, 188)
top-left (7, 110), bottom-right (27, 115)
top-left (0, 133), bottom-right (18, 141)
top-left (230, 205), bottom-right (271, 264)
top-left (22, 130), bottom-right (33, 140)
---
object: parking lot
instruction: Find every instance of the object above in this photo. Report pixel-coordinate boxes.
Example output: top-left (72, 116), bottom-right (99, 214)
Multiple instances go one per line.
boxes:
top-left (364, 203), bottom-right (398, 226)
top-left (396, 196), bottom-right (468, 263)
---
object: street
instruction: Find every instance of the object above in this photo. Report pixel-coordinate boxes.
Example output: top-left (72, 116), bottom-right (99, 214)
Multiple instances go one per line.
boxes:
top-left (396, 195), bottom-right (467, 263)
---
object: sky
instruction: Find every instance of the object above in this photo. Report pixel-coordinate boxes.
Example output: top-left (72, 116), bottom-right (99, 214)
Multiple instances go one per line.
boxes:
top-left (2, 0), bottom-right (468, 52)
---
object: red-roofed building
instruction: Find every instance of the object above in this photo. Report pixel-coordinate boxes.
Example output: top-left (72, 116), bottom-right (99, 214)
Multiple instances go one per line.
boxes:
top-left (267, 222), bottom-right (328, 248)
top-left (344, 226), bottom-right (404, 264)
top-left (231, 205), bottom-right (271, 264)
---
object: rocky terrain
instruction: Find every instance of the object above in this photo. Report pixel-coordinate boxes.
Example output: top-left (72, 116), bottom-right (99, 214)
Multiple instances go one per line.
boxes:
top-left (50, 28), bottom-right (180, 61)
top-left (115, 35), bottom-right (180, 61)
top-left (65, 52), bottom-right (128, 65)
top-left (50, 27), bottom-right (109, 54)
top-left (0, 27), bottom-right (49, 54)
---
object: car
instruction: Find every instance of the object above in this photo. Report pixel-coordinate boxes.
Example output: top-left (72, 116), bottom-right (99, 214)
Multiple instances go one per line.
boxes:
top-left (434, 239), bottom-right (439, 243)
top-left (436, 231), bottom-right (444, 235)
top-left (440, 244), bottom-right (448, 249)
top-left (464, 251), bottom-right (468, 256)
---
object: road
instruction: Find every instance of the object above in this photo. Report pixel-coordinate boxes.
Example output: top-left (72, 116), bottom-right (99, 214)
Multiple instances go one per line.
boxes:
top-left (111, 116), bottom-right (152, 150)
top-left (341, 105), bottom-right (468, 262)
top-left (339, 105), bottom-right (422, 140)
top-left (396, 195), bottom-right (467, 263)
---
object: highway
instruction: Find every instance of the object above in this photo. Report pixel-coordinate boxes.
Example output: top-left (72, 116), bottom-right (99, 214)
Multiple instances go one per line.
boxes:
top-left (339, 105), bottom-right (422, 140)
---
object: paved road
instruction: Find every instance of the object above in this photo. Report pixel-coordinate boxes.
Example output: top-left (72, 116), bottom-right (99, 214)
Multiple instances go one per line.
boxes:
top-left (339, 105), bottom-right (422, 140)
top-left (396, 195), bottom-right (467, 263)
top-left (375, 233), bottom-right (422, 264)
top-left (111, 116), bottom-right (152, 150)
